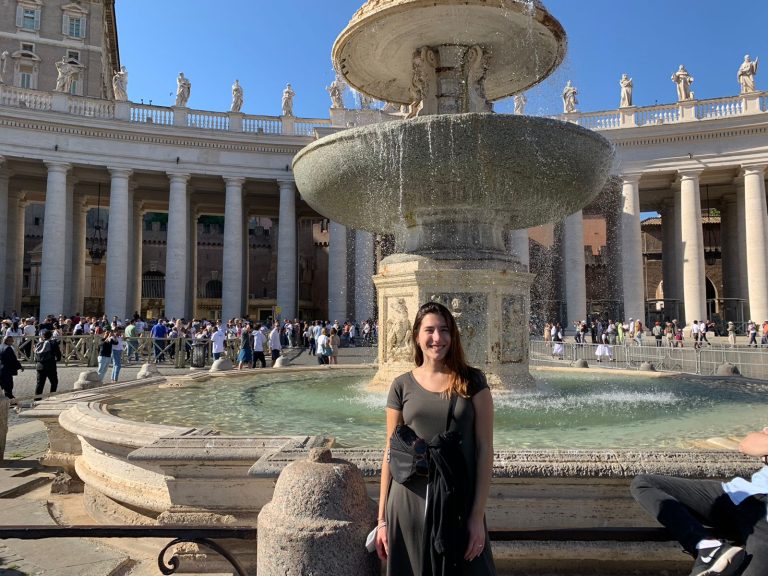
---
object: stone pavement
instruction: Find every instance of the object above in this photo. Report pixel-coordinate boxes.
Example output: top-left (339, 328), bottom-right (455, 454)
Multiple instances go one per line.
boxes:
top-left (0, 345), bottom-right (377, 575)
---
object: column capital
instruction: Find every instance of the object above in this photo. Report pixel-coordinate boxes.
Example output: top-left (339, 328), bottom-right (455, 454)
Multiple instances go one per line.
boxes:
top-left (619, 173), bottom-right (642, 185)
top-left (44, 161), bottom-right (72, 174)
top-left (166, 172), bottom-right (190, 184)
top-left (277, 179), bottom-right (296, 190)
top-left (108, 167), bottom-right (134, 180)
top-left (224, 176), bottom-right (246, 187)
top-left (677, 168), bottom-right (704, 180)
top-left (741, 164), bottom-right (768, 176)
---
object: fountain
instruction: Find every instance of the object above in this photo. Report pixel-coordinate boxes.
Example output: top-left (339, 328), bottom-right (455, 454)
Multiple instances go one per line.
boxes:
top-left (292, 0), bottom-right (614, 388)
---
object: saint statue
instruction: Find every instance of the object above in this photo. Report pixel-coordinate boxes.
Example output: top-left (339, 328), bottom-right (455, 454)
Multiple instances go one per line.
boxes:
top-left (112, 66), bottom-right (128, 101)
top-left (282, 83), bottom-right (295, 116)
top-left (175, 72), bottom-right (191, 107)
top-left (671, 65), bottom-right (694, 101)
top-left (54, 57), bottom-right (79, 93)
top-left (619, 74), bottom-right (633, 108)
top-left (737, 55), bottom-right (759, 94)
top-left (0, 51), bottom-right (8, 84)
top-left (513, 93), bottom-right (527, 115)
top-left (562, 80), bottom-right (578, 113)
top-left (231, 79), bottom-right (244, 112)
top-left (326, 77), bottom-right (345, 109)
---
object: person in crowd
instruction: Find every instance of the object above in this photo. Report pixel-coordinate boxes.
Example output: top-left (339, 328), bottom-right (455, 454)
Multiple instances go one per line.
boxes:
top-left (631, 427), bottom-right (768, 576)
top-left (374, 301), bottom-right (496, 574)
top-left (211, 323), bottom-right (226, 361)
top-left (97, 330), bottom-right (116, 382)
top-left (316, 328), bottom-right (331, 365)
top-left (0, 335), bottom-right (24, 403)
top-left (551, 323), bottom-right (564, 360)
top-left (21, 317), bottom-right (36, 360)
top-left (269, 322), bottom-right (282, 366)
top-left (652, 321), bottom-right (663, 347)
top-left (33, 329), bottom-right (61, 400)
top-left (237, 324), bottom-right (252, 370)
top-left (329, 327), bottom-right (341, 365)
top-left (150, 320), bottom-right (168, 362)
top-left (124, 319), bottom-right (139, 364)
top-left (252, 323), bottom-right (267, 368)
top-left (111, 328), bottom-right (124, 382)
top-left (675, 328), bottom-right (685, 348)
top-left (747, 320), bottom-right (757, 347)
top-left (727, 321), bottom-right (737, 348)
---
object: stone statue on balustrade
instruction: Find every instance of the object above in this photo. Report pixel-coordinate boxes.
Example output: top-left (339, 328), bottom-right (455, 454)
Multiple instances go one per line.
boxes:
top-left (562, 80), bottom-right (578, 113)
top-left (513, 93), bottom-right (527, 115)
top-left (406, 46), bottom-right (438, 118)
top-left (671, 65), bottom-right (694, 101)
top-left (175, 72), bottom-right (191, 107)
top-left (619, 74), bottom-right (633, 108)
top-left (0, 51), bottom-right (8, 84)
top-left (326, 76), bottom-right (345, 109)
top-left (737, 55), bottom-right (759, 94)
top-left (231, 79), bottom-right (244, 112)
top-left (112, 66), bottom-right (128, 101)
top-left (54, 57), bottom-right (79, 93)
top-left (357, 91), bottom-right (375, 110)
top-left (282, 83), bottom-right (296, 116)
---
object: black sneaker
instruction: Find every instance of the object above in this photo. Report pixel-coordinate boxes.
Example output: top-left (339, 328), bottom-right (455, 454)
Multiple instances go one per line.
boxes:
top-left (690, 543), bottom-right (746, 576)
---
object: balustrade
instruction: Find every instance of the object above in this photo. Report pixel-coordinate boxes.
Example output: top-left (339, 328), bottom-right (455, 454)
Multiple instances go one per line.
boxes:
top-left (635, 104), bottom-right (680, 126)
top-left (695, 95), bottom-right (743, 120)
top-left (575, 111), bottom-right (621, 130)
top-left (130, 104), bottom-right (173, 125)
top-left (0, 85), bottom-right (52, 110)
top-left (68, 96), bottom-right (115, 119)
top-left (187, 110), bottom-right (229, 130)
top-left (294, 118), bottom-right (332, 136)
top-left (761, 95), bottom-right (767, 112)
top-left (243, 115), bottom-right (282, 134)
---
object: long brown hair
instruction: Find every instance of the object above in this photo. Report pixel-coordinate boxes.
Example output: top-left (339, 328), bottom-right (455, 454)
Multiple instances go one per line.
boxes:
top-left (411, 301), bottom-right (474, 397)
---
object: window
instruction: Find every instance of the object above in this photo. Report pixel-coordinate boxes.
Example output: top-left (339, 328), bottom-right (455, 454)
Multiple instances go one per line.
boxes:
top-left (62, 12), bottom-right (87, 38)
top-left (68, 17), bottom-right (82, 37)
top-left (17, 6), bottom-right (40, 30)
top-left (20, 42), bottom-right (34, 53)
top-left (66, 50), bottom-right (80, 62)
top-left (19, 64), bottom-right (34, 89)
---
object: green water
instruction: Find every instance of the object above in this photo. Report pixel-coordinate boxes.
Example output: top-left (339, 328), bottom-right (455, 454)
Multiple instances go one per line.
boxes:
top-left (107, 370), bottom-right (768, 449)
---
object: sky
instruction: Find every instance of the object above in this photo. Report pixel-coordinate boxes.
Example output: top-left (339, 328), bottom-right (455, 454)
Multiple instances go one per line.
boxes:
top-left (115, 1), bottom-right (768, 119)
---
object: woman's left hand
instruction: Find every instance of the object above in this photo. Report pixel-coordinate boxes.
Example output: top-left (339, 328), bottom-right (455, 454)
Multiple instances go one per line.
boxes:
top-left (463, 516), bottom-right (486, 562)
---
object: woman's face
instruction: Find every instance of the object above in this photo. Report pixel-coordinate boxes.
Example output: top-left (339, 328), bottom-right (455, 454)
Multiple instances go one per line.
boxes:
top-left (417, 313), bottom-right (451, 363)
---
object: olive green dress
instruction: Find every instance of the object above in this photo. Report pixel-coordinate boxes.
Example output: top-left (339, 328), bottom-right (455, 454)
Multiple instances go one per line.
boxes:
top-left (385, 371), bottom-right (496, 575)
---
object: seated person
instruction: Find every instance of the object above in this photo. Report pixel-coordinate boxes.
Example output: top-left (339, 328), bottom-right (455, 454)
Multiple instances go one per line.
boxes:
top-left (631, 428), bottom-right (768, 576)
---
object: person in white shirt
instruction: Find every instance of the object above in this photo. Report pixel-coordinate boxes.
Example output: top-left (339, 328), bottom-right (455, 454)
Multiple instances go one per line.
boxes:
top-left (269, 322), bottom-right (282, 365)
top-left (211, 325), bottom-right (226, 360)
top-left (252, 323), bottom-right (267, 368)
top-left (632, 427), bottom-right (768, 576)
top-left (111, 329), bottom-right (125, 382)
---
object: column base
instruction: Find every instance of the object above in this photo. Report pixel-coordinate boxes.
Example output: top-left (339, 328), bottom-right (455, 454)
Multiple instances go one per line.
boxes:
top-left (371, 254), bottom-right (535, 391)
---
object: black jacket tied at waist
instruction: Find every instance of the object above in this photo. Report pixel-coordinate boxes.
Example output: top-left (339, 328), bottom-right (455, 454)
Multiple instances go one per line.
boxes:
top-left (422, 429), bottom-right (471, 576)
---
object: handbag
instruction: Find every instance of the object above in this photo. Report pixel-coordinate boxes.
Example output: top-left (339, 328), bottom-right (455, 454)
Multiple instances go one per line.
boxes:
top-left (388, 394), bottom-right (457, 485)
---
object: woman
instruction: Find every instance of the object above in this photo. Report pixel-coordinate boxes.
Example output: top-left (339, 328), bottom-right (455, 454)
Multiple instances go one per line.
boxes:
top-left (329, 327), bottom-right (341, 365)
top-left (97, 331), bottom-right (116, 382)
top-left (315, 328), bottom-right (331, 365)
top-left (0, 335), bottom-right (24, 402)
top-left (110, 328), bottom-right (124, 382)
top-left (237, 324), bottom-right (252, 370)
top-left (375, 301), bottom-right (496, 575)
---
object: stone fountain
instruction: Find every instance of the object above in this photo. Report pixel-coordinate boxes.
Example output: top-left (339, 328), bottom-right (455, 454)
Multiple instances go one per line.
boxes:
top-left (293, 0), bottom-right (614, 388)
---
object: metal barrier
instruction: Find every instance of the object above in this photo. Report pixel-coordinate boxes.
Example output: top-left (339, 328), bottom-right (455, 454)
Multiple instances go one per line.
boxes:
top-left (529, 338), bottom-right (768, 380)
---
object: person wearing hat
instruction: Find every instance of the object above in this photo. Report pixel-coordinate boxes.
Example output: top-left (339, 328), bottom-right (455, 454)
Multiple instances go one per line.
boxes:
top-left (0, 335), bottom-right (24, 403)
top-left (727, 321), bottom-right (736, 348)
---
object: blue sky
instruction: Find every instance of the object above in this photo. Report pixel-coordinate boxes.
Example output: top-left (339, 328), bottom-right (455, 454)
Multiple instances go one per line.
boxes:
top-left (116, 1), bottom-right (768, 119)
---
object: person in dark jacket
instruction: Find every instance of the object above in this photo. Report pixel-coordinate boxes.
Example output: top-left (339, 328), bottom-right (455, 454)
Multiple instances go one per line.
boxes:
top-left (0, 335), bottom-right (24, 402)
top-left (375, 301), bottom-right (496, 575)
top-left (33, 329), bottom-right (61, 400)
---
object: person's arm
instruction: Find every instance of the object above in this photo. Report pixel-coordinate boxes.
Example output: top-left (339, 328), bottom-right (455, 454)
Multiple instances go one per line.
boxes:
top-left (375, 407), bottom-right (403, 561)
top-left (739, 428), bottom-right (768, 459)
top-left (465, 386), bottom-right (494, 561)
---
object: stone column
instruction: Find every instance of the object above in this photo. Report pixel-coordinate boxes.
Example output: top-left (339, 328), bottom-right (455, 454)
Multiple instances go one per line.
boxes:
top-left (735, 178), bottom-right (749, 303)
top-left (165, 173), bottom-right (190, 320)
top-left (63, 178), bottom-right (76, 309)
top-left (70, 198), bottom-right (87, 315)
top-left (187, 209), bottom-right (198, 318)
top-left (222, 177), bottom-right (245, 320)
top-left (743, 165), bottom-right (768, 323)
top-left (105, 169), bottom-right (132, 320)
top-left (0, 159), bottom-right (8, 313)
top-left (276, 180), bottom-right (297, 320)
top-left (5, 192), bottom-right (25, 314)
top-left (720, 194), bottom-right (739, 303)
top-left (354, 230), bottom-right (375, 322)
top-left (563, 210), bottom-right (586, 325)
top-left (620, 174), bottom-right (645, 322)
top-left (679, 169), bottom-right (707, 325)
top-left (40, 162), bottom-right (71, 318)
top-left (507, 228), bottom-right (530, 270)
top-left (660, 199), bottom-right (678, 303)
top-left (131, 200), bottom-right (144, 316)
top-left (328, 221), bottom-right (347, 322)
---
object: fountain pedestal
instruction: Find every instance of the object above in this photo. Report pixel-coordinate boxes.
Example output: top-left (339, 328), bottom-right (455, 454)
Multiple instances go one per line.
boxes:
top-left (371, 254), bottom-right (534, 389)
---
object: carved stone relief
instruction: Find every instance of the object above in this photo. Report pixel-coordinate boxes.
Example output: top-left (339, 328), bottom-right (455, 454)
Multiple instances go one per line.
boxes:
top-left (430, 293), bottom-right (487, 365)
top-left (502, 295), bottom-right (527, 363)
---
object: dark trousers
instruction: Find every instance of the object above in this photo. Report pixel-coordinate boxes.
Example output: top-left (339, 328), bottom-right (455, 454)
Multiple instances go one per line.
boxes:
top-left (35, 365), bottom-right (58, 398)
top-left (252, 351), bottom-right (266, 368)
top-left (631, 474), bottom-right (768, 575)
top-left (271, 349), bottom-right (281, 365)
top-left (655, 337), bottom-right (663, 347)
top-left (317, 354), bottom-right (329, 365)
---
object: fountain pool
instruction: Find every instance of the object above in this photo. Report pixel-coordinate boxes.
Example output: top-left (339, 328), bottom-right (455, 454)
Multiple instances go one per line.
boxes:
top-left (107, 368), bottom-right (767, 450)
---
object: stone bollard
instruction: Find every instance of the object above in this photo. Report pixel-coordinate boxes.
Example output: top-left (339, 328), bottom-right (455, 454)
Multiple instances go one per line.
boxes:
top-left (73, 370), bottom-right (102, 390)
top-left (257, 447), bottom-right (379, 576)
top-left (573, 359), bottom-right (589, 368)
top-left (0, 398), bottom-right (8, 460)
top-left (716, 362), bottom-right (741, 377)
top-left (639, 361), bottom-right (656, 372)
top-left (136, 362), bottom-right (160, 379)
top-left (209, 358), bottom-right (234, 372)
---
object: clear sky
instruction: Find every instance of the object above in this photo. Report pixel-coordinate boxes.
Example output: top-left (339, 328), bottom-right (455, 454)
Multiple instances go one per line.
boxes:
top-left (116, 1), bottom-right (768, 118)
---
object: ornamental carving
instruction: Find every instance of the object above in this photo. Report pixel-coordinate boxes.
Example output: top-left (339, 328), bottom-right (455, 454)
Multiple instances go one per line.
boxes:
top-left (502, 295), bottom-right (527, 363)
top-left (430, 293), bottom-right (486, 364)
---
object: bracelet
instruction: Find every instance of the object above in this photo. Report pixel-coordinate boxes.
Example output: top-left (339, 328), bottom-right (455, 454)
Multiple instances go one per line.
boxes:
top-left (377, 521), bottom-right (387, 531)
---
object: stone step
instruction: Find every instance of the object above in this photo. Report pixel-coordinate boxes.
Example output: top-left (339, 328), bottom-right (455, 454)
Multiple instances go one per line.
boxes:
top-left (0, 463), bottom-right (54, 499)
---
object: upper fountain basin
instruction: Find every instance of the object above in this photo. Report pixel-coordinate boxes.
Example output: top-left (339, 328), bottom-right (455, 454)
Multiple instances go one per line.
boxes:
top-left (292, 113), bottom-right (615, 235)
top-left (334, 0), bottom-right (566, 103)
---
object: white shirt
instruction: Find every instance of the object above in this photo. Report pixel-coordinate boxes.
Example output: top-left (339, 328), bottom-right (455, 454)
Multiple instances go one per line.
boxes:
top-left (253, 330), bottom-right (266, 352)
top-left (269, 328), bottom-right (282, 350)
top-left (722, 467), bottom-right (768, 520)
top-left (691, 323), bottom-right (701, 335)
top-left (211, 329), bottom-right (226, 353)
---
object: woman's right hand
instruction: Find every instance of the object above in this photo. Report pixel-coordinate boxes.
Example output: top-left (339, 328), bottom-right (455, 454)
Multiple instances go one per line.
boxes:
top-left (375, 524), bottom-right (388, 561)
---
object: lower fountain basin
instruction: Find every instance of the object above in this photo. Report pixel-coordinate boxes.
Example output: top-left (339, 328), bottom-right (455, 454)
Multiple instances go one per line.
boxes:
top-left (293, 114), bottom-right (614, 249)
